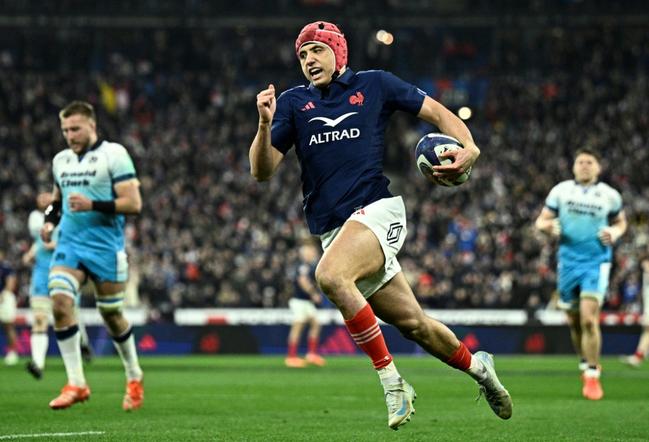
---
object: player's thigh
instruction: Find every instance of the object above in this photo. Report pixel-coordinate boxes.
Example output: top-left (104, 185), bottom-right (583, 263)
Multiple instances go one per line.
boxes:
top-left (579, 262), bottom-right (610, 306)
top-left (31, 267), bottom-right (53, 325)
top-left (95, 280), bottom-right (127, 297)
top-left (30, 266), bottom-right (50, 298)
top-left (369, 272), bottom-right (424, 327)
top-left (557, 263), bottom-right (582, 311)
top-left (79, 247), bottom-right (129, 285)
top-left (50, 241), bottom-right (86, 284)
top-left (317, 220), bottom-right (384, 282)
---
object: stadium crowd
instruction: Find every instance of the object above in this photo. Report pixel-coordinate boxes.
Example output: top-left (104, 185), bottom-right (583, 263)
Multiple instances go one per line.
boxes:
top-left (0, 19), bottom-right (647, 320)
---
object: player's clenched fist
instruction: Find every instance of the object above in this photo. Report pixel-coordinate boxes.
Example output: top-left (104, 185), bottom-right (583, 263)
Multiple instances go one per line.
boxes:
top-left (40, 222), bottom-right (54, 243)
top-left (68, 193), bottom-right (92, 212)
top-left (257, 84), bottom-right (276, 124)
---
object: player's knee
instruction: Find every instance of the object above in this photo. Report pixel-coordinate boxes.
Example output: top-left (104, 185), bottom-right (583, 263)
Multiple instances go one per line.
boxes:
top-left (32, 312), bottom-right (49, 331)
top-left (580, 315), bottom-right (598, 333)
top-left (315, 265), bottom-right (349, 296)
top-left (51, 296), bottom-right (74, 323)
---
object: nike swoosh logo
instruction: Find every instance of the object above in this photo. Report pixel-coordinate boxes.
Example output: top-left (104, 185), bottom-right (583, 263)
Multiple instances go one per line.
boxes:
top-left (396, 399), bottom-right (409, 416)
top-left (308, 112), bottom-right (358, 127)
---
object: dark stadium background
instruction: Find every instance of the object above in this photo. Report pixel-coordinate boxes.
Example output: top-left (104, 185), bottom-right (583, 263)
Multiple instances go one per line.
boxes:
top-left (1, 0), bottom-right (648, 356)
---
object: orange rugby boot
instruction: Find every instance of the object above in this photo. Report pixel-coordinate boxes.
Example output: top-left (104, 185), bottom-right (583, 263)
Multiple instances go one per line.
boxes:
top-left (49, 384), bottom-right (91, 409)
top-left (582, 376), bottom-right (603, 400)
top-left (284, 356), bottom-right (307, 368)
top-left (123, 379), bottom-right (144, 411)
top-left (305, 353), bottom-right (326, 367)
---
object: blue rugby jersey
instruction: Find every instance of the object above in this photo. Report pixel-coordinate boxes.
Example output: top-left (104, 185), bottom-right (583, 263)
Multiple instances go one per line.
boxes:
top-left (52, 139), bottom-right (137, 250)
top-left (0, 261), bottom-right (15, 291)
top-left (545, 180), bottom-right (623, 264)
top-left (293, 262), bottom-right (318, 301)
top-left (271, 69), bottom-right (426, 234)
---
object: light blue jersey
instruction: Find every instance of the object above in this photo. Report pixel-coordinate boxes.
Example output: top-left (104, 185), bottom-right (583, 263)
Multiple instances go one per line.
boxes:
top-left (545, 180), bottom-right (623, 308)
top-left (52, 139), bottom-right (137, 250)
top-left (28, 210), bottom-right (53, 272)
top-left (28, 210), bottom-right (57, 296)
top-left (51, 139), bottom-right (136, 282)
top-left (545, 180), bottom-right (622, 265)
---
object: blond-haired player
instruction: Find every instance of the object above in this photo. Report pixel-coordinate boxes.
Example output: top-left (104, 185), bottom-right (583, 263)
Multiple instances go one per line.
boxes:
top-left (42, 101), bottom-right (143, 410)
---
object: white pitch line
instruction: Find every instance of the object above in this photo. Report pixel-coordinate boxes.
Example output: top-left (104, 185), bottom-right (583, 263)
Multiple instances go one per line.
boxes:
top-left (0, 431), bottom-right (105, 440)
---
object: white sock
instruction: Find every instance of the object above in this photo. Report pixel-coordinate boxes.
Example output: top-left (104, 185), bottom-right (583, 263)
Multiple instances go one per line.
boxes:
top-left (467, 354), bottom-right (487, 382)
top-left (113, 329), bottom-right (143, 381)
top-left (56, 327), bottom-right (86, 387)
top-left (584, 367), bottom-right (601, 378)
top-left (377, 361), bottom-right (401, 387)
top-left (31, 332), bottom-right (48, 369)
top-left (78, 321), bottom-right (90, 348)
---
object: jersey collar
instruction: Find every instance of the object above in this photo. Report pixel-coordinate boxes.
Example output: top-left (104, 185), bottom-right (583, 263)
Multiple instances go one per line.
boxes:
top-left (77, 138), bottom-right (103, 161)
top-left (574, 179), bottom-right (599, 190)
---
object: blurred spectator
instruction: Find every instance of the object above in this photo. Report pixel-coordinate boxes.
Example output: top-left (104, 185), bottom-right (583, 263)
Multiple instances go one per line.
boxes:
top-left (0, 16), bottom-right (648, 320)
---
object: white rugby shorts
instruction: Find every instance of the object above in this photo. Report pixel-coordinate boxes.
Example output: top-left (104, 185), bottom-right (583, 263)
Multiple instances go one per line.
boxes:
top-left (289, 298), bottom-right (318, 322)
top-left (320, 196), bottom-right (407, 298)
top-left (0, 290), bottom-right (17, 323)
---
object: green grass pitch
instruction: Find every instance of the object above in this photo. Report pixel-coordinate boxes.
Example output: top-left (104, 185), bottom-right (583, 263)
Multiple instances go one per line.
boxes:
top-left (1, 355), bottom-right (648, 441)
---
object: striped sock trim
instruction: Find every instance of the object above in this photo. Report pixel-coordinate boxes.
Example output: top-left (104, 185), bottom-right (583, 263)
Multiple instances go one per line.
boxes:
top-left (349, 322), bottom-right (382, 345)
top-left (446, 342), bottom-right (472, 371)
top-left (112, 326), bottom-right (132, 344)
top-left (55, 324), bottom-right (79, 341)
top-left (96, 293), bottom-right (125, 311)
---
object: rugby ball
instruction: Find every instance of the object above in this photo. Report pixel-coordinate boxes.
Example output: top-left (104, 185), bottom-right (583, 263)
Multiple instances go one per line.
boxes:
top-left (415, 133), bottom-right (472, 186)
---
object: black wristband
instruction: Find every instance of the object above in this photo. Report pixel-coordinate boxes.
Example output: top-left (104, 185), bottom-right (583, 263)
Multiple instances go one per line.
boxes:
top-left (92, 200), bottom-right (116, 213)
top-left (44, 200), bottom-right (62, 225)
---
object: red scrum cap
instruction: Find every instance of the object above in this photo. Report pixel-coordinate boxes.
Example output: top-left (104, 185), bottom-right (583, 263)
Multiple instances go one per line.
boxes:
top-left (295, 21), bottom-right (348, 72)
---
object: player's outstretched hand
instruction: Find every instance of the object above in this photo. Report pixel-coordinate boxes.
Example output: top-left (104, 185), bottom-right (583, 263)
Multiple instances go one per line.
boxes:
top-left (68, 193), bottom-right (92, 212)
top-left (433, 142), bottom-right (480, 178)
top-left (257, 84), bottom-right (276, 124)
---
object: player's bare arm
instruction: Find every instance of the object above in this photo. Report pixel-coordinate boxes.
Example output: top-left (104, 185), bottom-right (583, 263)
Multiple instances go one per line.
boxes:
top-left (598, 210), bottom-right (627, 245)
top-left (417, 96), bottom-right (480, 177)
top-left (535, 207), bottom-right (561, 237)
top-left (67, 179), bottom-right (142, 214)
top-left (22, 244), bottom-right (37, 265)
top-left (41, 185), bottom-right (61, 243)
top-left (250, 83), bottom-right (284, 181)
